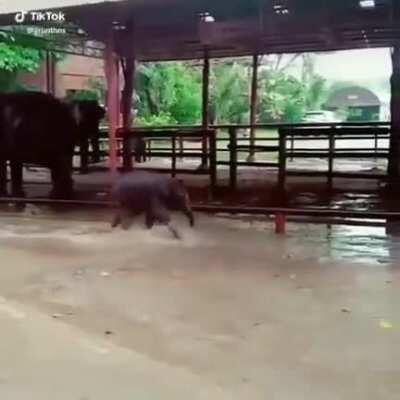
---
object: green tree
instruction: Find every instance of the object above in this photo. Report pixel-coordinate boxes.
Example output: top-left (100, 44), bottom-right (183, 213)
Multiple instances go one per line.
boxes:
top-left (259, 69), bottom-right (306, 123)
top-left (210, 61), bottom-right (249, 124)
top-left (0, 30), bottom-right (63, 92)
top-left (0, 43), bottom-right (42, 92)
top-left (136, 62), bottom-right (201, 125)
top-left (301, 54), bottom-right (327, 110)
top-left (65, 89), bottom-right (100, 102)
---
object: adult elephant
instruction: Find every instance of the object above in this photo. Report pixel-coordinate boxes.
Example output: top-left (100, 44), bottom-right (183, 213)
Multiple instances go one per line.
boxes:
top-left (0, 92), bottom-right (79, 199)
top-left (69, 100), bottom-right (106, 173)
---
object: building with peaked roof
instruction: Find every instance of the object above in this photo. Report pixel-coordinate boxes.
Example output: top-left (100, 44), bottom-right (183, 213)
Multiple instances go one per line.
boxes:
top-left (325, 86), bottom-right (381, 121)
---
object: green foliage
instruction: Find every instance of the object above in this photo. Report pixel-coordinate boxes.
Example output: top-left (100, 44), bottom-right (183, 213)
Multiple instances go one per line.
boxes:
top-left (87, 77), bottom-right (106, 103)
top-left (0, 43), bottom-right (41, 72)
top-left (210, 62), bottom-right (249, 124)
top-left (135, 54), bottom-right (328, 126)
top-left (0, 30), bottom-right (64, 93)
top-left (259, 70), bottom-right (306, 123)
top-left (135, 111), bottom-right (177, 126)
top-left (136, 62), bottom-right (201, 124)
top-left (0, 42), bottom-right (42, 92)
top-left (257, 54), bottom-right (328, 123)
top-left (304, 75), bottom-right (327, 110)
top-left (66, 89), bottom-right (100, 101)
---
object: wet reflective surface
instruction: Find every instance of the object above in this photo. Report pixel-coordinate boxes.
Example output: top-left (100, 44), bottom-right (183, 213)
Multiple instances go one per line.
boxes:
top-left (307, 225), bottom-right (400, 265)
top-left (0, 211), bottom-right (399, 399)
top-left (2, 200), bottom-right (400, 266)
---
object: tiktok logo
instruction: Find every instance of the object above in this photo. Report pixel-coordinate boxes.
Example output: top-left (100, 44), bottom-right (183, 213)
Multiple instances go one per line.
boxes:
top-left (14, 11), bottom-right (27, 23)
top-left (14, 10), bottom-right (66, 24)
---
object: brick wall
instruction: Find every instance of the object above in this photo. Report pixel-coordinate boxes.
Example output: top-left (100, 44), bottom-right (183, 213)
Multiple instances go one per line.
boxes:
top-left (18, 54), bottom-right (105, 98)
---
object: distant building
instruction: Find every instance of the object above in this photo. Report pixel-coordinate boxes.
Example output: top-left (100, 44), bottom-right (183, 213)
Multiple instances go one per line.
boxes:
top-left (324, 86), bottom-right (381, 122)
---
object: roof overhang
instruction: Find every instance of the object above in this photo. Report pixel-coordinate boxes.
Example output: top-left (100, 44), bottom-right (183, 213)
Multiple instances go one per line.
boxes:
top-left (0, 0), bottom-right (398, 61)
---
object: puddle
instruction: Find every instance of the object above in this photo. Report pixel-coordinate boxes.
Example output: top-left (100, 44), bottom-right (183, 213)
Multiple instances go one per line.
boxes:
top-left (1, 200), bottom-right (400, 266)
top-left (299, 224), bottom-right (400, 265)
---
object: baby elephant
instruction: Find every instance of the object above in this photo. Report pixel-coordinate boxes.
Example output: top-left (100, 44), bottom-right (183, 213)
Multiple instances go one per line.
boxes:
top-left (111, 172), bottom-right (194, 239)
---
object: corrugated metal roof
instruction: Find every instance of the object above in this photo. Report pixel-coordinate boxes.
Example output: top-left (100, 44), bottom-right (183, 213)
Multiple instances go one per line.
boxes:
top-left (0, 0), bottom-right (398, 61)
top-left (0, 0), bottom-right (120, 14)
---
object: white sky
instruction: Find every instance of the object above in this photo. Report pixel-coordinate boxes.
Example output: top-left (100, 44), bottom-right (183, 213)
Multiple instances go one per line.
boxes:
top-left (315, 48), bottom-right (391, 81)
top-left (280, 47), bottom-right (392, 103)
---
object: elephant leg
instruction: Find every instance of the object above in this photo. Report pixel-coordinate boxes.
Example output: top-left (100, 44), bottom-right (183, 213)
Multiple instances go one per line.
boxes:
top-left (143, 141), bottom-right (147, 162)
top-left (80, 138), bottom-right (89, 174)
top-left (120, 209), bottom-right (133, 230)
top-left (134, 145), bottom-right (141, 163)
top-left (50, 157), bottom-right (74, 199)
top-left (111, 208), bottom-right (132, 230)
top-left (10, 160), bottom-right (25, 197)
top-left (182, 206), bottom-right (195, 227)
top-left (149, 199), bottom-right (180, 239)
top-left (0, 159), bottom-right (7, 196)
top-left (111, 211), bottom-right (122, 228)
top-left (112, 208), bottom-right (132, 229)
top-left (91, 135), bottom-right (100, 163)
top-left (166, 223), bottom-right (181, 239)
top-left (145, 210), bottom-right (154, 229)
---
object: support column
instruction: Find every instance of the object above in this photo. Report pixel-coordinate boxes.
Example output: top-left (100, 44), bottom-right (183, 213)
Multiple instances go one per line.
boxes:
top-left (247, 54), bottom-right (259, 162)
top-left (200, 49), bottom-right (210, 169)
top-left (121, 57), bottom-right (135, 129)
top-left (121, 56), bottom-right (136, 171)
top-left (45, 51), bottom-right (55, 95)
top-left (104, 29), bottom-right (120, 173)
top-left (388, 44), bottom-right (400, 186)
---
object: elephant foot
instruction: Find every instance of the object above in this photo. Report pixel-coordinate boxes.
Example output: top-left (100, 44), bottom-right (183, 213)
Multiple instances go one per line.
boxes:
top-left (121, 219), bottom-right (132, 230)
top-left (11, 189), bottom-right (26, 198)
top-left (111, 213), bottom-right (121, 228)
top-left (49, 188), bottom-right (74, 200)
top-left (166, 223), bottom-right (181, 240)
top-left (50, 179), bottom-right (74, 200)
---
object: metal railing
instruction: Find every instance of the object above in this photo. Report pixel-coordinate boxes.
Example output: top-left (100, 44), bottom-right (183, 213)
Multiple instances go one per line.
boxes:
top-left (81, 122), bottom-right (392, 191)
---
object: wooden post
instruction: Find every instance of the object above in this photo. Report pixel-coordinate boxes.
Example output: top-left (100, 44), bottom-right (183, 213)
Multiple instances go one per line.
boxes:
top-left (290, 133), bottom-right (294, 161)
top-left (275, 213), bottom-right (286, 234)
top-left (247, 54), bottom-right (259, 162)
top-left (45, 51), bottom-right (55, 95)
top-left (229, 126), bottom-right (237, 190)
top-left (209, 129), bottom-right (217, 197)
top-left (171, 132), bottom-right (177, 177)
top-left (121, 56), bottom-right (135, 171)
top-left (328, 129), bottom-right (335, 187)
top-left (201, 49), bottom-right (210, 169)
top-left (148, 139), bottom-right (152, 161)
top-left (388, 44), bottom-right (400, 186)
top-left (179, 133), bottom-right (184, 160)
top-left (104, 28), bottom-right (120, 173)
top-left (0, 160), bottom-right (6, 195)
top-left (278, 128), bottom-right (287, 191)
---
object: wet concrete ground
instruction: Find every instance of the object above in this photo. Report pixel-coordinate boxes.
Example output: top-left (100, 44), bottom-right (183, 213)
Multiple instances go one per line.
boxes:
top-left (11, 159), bottom-right (393, 211)
top-left (0, 209), bottom-right (399, 399)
